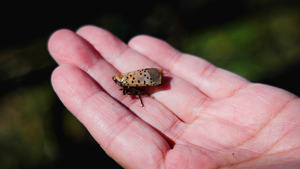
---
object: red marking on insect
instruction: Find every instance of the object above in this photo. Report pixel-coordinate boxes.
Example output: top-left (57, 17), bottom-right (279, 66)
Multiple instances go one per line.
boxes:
top-left (112, 68), bottom-right (163, 107)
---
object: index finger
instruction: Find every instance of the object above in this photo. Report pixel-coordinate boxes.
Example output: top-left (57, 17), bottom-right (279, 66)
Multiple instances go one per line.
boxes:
top-left (128, 36), bottom-right (250, 99)
top-left (77, 26), bottom-right (209, 123)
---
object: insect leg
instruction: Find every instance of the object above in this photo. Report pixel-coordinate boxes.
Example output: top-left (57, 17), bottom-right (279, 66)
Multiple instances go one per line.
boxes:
top-left (120, 87), bottom-right (145, 107)
top-left (120, 87), bottom-right (137, 95)
top-left (137, 93), bottom-right (144, 107)
top-left (127, 87), bottom-right (150, 96)
top-left (121, 88), bottom-right (127, 95)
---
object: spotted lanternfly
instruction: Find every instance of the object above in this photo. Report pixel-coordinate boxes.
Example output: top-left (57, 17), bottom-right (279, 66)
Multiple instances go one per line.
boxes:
top-left (112, 68), bottom-right (163, 107)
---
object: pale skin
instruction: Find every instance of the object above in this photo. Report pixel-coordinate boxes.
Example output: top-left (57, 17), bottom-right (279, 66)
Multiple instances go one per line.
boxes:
top-left (48, 25), bottom-right (300, 169)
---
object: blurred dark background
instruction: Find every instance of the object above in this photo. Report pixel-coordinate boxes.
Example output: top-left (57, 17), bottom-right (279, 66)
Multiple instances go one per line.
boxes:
top-left (1, 0), bottom-right (300, 168)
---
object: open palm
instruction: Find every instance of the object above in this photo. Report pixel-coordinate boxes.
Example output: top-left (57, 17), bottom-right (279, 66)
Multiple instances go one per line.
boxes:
top-left (48, 26), bottom-right (300, 168)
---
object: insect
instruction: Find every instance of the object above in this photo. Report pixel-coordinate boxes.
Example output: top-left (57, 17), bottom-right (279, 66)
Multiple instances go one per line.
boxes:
top-left (112, 68), bottom-right (164, 107)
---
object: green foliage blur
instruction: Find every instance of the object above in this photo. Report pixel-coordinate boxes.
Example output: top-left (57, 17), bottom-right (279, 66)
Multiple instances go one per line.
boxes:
top-left (182, 10), bottom-right (300, 81)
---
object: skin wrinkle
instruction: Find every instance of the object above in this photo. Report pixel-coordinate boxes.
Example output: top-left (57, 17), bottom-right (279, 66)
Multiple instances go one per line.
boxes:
top-left (218, 151), bottom-right (236, 167)
top-left (81, 28), bottom-right (126, 63)
top-left (185, 146), bottom-right (193, 169)
top-left (127, 98), bottom-right (181, 141)
top-left (122, 93), bottom-right (142, 108)
top-left (233, 146), bottom-right (300, 167)
top-left (182, 132), bottom-right (217, 152)
top-left (80, 92), bottom-right (118, 131)
top-left (257, 87), bottom-right (274, 99)
top-left (212, 101), bottom-right (256, 136)
top-left (263, 96), bottom-right (297, 132)
top-left (236, 146), bottom-right (262, 155)
top-left (228, 101), bottom-right (260, 129)
top-left (85, 58), bottom-right (102, 78)
top-left (263, 109), bottom-right (300, 155)
top-left (179, 132), bottom-right (238, 167)
top-left (174, 83), bottom-right (198, 113)
top-left (209, 151), bottom-right (225, 168)
top-left (127, 100), bottom-right (179, 144)
top-left (139, 100), bottom-right (180, 138)
top-left (196, 124), bottom-right (227, 150)
top-left (236, 138), bottom-right (265, 157)
top-left (266, 129), bottom-right (283, 151)
top-left (218, 74), bottom-right (246, 99)
top-left (228, 82), bottom-right (250, 99)
top-left (224, 152), bottom-right (246, 167)
top-left (74, 82), bottom-right (102, 113)
top-left (263, 133), bottom-right (272, 150)
top-left (154, 136), bottom-right (169, 169)
top-left (228, 82), bottom-right (249, 99)
top-left (195, 63), bottom-right (217, 93)
top-left (274, 119), bottom-right (299, 127)
top-left (228, 102), bottom-right (245, 121)
top-left (137, 103), bottom-right (166, 129)
top-left (129, 123), bottom-right (166, 168)
top-left (108, 44), bottom-right (125, 64)
top-left (220, 151), bottom-right (254, 168)
top-left (164, 144), bottom-right (206, 168)
top-left (205, 114), bottom-right (250, 148)
top-left (229, 92), bottom-right (266, 125)
top-left (235, 126), bottom-right (244, 146)
top-left (256, 106), bottom-right (263, 127)
top-left (198, 108), bottom-right (259, 153)
top-left (235, 97), bottom-right (298, 159)
top-left (108, 47), bottom-right (126, 68)
top-left (164, 119), bottom-right (187, 143)
top-left (250, 90), bottom-right (272, 108)
top-left (90, 65), bottom-right (122, 98)
top-left (199, 146), bottom-right (223, 168)
top-left (191, 96), bottom-right (211, 123)
top-left (161, 151), bottom-right (168, 169)
top-left (168, 52), bottom-right (184, 73)
top-left (102, 113), bottom-right (135, 152)
top-left (147, 138), bottom-right (168, 169)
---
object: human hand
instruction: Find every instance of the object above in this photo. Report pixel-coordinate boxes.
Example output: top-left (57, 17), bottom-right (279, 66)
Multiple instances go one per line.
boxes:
top-left (48, 25), bottom-right (300, 168)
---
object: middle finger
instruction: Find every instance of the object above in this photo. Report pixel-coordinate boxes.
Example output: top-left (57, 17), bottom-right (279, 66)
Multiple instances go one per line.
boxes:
top-left (77, 26), bottom-right (210, 123)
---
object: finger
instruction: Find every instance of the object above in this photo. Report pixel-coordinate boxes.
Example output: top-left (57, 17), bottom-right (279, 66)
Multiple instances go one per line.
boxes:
top-left (48, 28), bottom-right (186, 143)
top-left (51, 65), bottom-right (171, 168)
top-left (128, 35), bottom-right (250, 99)
top-left (76, 25), bottom-right (209, 123)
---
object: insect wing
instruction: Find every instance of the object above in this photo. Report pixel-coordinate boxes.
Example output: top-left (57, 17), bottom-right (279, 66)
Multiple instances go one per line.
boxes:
top-left (112, 68), bottom-right (164, 107)
top-left (119, 68), bottom-right (163, 87)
